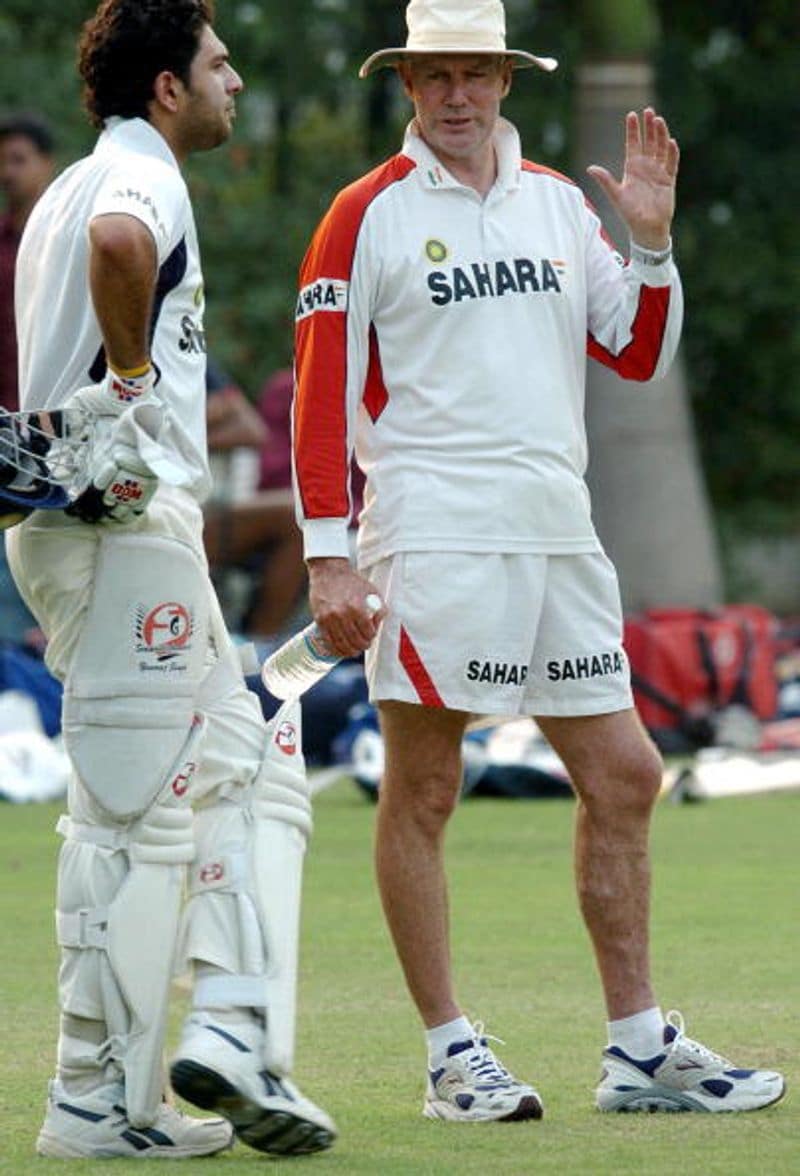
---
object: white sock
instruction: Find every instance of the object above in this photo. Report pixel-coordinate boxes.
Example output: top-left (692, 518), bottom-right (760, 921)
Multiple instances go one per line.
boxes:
top-left (607, 1006), bottom-right (665, 1058)
top-left (426, 1015), bottom-right (474, 1065)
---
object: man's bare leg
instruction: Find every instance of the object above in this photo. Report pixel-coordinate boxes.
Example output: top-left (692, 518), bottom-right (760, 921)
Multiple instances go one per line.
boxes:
top-left (536, 709), bottom-right (662, 1019)
top-left (375, 701), bottom-right (469, 1027)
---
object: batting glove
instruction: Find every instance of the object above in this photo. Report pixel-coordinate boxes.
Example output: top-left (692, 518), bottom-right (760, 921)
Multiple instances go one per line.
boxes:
top-left (65, 363), bottom-right (158, 423)
top-left (67, 440), bottom-right (158, 524)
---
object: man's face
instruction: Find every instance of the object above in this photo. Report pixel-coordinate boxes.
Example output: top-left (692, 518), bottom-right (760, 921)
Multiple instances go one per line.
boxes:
top-left (399, 54), bottom-right (512, 170)
top-left (0, 134), bottom-right (53, 212)
top-left (178, 24), bottom-right (243, 153)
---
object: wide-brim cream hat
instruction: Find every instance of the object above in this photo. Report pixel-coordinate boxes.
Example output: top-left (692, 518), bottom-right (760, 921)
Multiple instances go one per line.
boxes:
top-left (359, 0), bottom-right (558, 78)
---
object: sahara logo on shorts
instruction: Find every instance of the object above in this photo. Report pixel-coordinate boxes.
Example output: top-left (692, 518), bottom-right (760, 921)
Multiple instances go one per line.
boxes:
top-left (135, 601), bottom-right (194, 668)
top-left (274, 720), bottom-right (298, 756)
top-left (466, 660), bottom-right (529, 686)
top-left (546, 650), bottom-right (625, 681)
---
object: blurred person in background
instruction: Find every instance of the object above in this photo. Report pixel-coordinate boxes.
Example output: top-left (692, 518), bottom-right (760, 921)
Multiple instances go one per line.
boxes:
top-left (291, 0), bottom-right (784, 1125)
top-left (5, 0), bottom-right (335, 1158)
top-left (0, 112), bottom-right (56, 413)
top-left (205, 353), bottom-right (266, 451)
top-left (203, 366), bottom-right (367, 641)
top-left (203, 358), bottom-right (308, 639)
top-left (204, 367), bottom-right (309, 639)
top-left (0, 113), bottom-right (55, 646)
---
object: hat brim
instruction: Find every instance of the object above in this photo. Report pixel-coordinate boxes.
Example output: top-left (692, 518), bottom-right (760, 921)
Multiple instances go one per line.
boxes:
top-left (359, 47), bottom-right (558, 79)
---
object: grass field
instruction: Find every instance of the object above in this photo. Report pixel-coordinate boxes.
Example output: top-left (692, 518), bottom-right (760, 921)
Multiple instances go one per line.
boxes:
top-left (1, 781), bottom-right (796, 1174)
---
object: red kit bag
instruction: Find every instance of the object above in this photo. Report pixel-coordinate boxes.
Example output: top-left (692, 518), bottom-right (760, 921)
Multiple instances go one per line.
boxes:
top-left (623, 605), bottom-right (779, 750)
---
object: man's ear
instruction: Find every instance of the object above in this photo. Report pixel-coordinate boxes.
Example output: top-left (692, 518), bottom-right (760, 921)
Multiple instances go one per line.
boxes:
top-left (396, 62), bottom-right (414, 102)
top-left (152, 70), bottom-right (184, 115)
top-left (500, 62), bottom-right (513, 99)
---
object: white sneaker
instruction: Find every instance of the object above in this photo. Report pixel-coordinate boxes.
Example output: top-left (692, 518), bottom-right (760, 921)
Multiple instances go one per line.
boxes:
top-left (170, 1014), bottom-right (336, 1155)
top-left (36, 1079), bottom-right (233, 1158)
top-left (424, 1023), bottom-right (543, 1122)
top-left (596, 1010), bottom-right (786, 1113)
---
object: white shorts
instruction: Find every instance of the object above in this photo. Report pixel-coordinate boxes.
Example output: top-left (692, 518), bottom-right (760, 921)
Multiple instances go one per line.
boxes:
top-left (362, 550), bottom-right (633, 717)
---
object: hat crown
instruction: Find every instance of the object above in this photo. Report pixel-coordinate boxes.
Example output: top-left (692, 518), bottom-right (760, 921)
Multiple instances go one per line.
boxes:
top-left (357, 0), bottom-right (557, 77)
top-left (405, 0), bottom-right (507, 52)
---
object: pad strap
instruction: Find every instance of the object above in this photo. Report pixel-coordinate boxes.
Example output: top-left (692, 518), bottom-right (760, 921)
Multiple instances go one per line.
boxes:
top-left (193, 973), bottom-right (266, 1010)
top-left (57, 808), bottom-right (194, 864)
top-left (57, 814), bottom-right (129, 851)
top-left (57, 906), bottom-right (110, 949)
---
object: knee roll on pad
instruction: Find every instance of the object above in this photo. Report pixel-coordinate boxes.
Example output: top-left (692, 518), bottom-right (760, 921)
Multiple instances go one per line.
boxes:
top-left (182, 701), bottom-right (311, 1075)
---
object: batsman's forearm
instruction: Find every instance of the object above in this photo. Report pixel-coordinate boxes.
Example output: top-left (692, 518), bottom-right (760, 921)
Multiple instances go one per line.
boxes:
top-left (89, 213), bottom-right (157, 373)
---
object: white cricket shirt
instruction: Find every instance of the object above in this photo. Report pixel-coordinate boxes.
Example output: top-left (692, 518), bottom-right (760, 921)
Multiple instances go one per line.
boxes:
top-left (15, 117), bottom-right (211, 500)
top-left (294, 118), bottom-right (683, 564)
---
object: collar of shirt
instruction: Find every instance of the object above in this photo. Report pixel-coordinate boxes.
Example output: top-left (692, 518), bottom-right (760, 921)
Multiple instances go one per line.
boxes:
top-left (401, 116), bottom-right (522, 196)
top-left (94, 116), bottom-right (181, 172)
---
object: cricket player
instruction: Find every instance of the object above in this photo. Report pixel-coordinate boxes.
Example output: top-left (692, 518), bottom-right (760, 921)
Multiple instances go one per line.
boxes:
top-left (291, 0), bottom-right (785, 1122)
top-left (6, 0), bottom-right (335, 1158)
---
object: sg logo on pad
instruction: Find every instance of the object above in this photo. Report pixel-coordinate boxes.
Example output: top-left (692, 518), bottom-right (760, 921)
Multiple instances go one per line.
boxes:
top-left (275, 721), bottom-right (298, 756)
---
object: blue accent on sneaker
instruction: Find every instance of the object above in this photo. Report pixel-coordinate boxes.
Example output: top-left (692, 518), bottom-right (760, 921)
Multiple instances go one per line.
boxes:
top-left (206, 1024), bottom-right (252, 1052)
top-left (56, 1102), bottom-right (107, 1123)
top-left (259, 1070), bottom-right (294, 1100)
top-left (139, 1127), bottom-right (175, 1146)
top-left (447, 1038), bottom-right (474, 1058)
top-left (701, 1079), bottom-right (734, 1098)
top-left (725, 1069), bottom-right (756, 1079)
top-left (663, 1024), bottom-right (679, 1044)
top-left (121, 1129), bottom-right (153, 1151)
top-left (455, 1094), bottom-right (475, 1110)
top-left (605, 1046), bottom-right (667, 1078)
top-left (430, 1067), bottom-right (445, 1085)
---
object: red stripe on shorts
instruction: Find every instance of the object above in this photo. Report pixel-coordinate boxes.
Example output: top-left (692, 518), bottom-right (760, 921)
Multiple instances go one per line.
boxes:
top-left (399, 626), bottom-right (444, 707)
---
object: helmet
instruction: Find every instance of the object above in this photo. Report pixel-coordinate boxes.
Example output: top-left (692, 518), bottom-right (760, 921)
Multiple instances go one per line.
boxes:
top-left (0, 409), bottom-right (79, 529)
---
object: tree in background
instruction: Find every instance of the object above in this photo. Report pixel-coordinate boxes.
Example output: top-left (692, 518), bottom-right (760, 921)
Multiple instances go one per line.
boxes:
top-left (571, 0), bottom-right (723, 608)
top-left (0, 0), bottom-right (797, 605)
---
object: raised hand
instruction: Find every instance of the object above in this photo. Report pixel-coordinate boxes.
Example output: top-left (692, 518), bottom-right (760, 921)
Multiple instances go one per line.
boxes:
top-left (587, 107), bottom-right (679, 251)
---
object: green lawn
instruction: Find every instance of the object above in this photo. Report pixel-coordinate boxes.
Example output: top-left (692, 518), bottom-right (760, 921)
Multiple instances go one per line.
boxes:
top-left (0, 782), bottom-right (796, 1174)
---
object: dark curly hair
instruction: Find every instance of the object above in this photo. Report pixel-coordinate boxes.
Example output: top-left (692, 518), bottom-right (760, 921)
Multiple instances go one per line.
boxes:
top-left (78, 0), bottom-right (215, 128)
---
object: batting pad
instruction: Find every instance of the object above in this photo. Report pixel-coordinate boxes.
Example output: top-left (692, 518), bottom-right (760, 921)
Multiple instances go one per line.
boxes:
top-left (55, 732), bottom-right (200, 1126)
top-left (61, 532), bottom-right (210, 819)
top-left (180, 701), bottom-right (312, 1075)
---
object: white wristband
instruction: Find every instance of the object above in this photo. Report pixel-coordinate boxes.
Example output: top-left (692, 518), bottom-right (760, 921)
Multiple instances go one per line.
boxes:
top-left (105, 364), bottom-right (156, 409)
top-left (630, 238), bottom-right (673, 267)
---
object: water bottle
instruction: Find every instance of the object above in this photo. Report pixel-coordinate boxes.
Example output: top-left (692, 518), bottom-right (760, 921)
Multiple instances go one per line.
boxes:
top-left (261, 593), bottom-right (382, 700)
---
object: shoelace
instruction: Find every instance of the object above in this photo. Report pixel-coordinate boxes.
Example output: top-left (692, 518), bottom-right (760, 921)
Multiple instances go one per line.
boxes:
top-left (463, 1022), bottom-right (514, 1087)
top-left (665, 1009), bottom-right (732, 1068)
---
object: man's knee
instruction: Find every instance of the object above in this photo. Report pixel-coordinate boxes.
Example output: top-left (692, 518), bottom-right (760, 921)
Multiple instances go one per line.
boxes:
top-left (580, 737), bottom-right (663, 818)
top-left (381, 763), bottom-right (463, 830)
top-left (377, 703), bottom-right (465, 828)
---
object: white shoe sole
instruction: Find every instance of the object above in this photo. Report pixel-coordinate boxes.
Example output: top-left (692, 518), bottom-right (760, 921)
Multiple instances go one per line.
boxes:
top-left (424, 1093), bottom-right (544, 1122)
top-left (597, 1079), bottom-right (786, 1114)
top-left (36, 1125), bottom-right (233, 1159)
